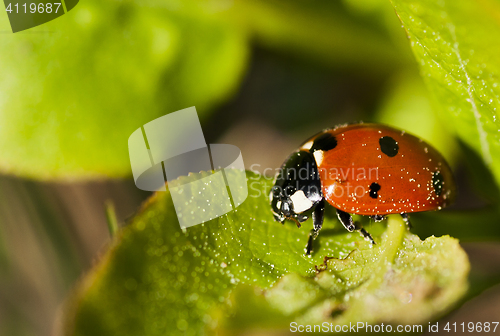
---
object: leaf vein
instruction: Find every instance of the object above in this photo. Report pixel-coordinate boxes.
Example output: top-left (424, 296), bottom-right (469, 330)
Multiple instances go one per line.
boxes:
top-left (446, 14), bottom-right (492, 164)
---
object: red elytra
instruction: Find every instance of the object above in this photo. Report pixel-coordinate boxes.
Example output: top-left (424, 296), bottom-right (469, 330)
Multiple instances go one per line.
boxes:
top-left (300, 123), bottom-right (455, 216)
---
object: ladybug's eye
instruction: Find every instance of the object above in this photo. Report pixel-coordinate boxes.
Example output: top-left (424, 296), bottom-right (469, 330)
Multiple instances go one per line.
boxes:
top-left (270, 186), bottom-right (281, 198)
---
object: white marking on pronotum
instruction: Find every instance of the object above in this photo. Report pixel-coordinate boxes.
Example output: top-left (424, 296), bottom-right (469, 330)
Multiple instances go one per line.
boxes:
top-left (290, 190), bottom-right (314, 213)
top-left (269, 190), bottom-right (273, 203)
top-left (301, 140), bottom-right (314, 151)
top-left (313, 150), bottom-right (324, 166)
top-left (276, 200), bottom-right (282, 209)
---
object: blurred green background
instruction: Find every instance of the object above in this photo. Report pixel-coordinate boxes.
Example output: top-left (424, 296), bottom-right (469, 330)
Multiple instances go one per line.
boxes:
top-left (0, 0), bottom-right (500, 335)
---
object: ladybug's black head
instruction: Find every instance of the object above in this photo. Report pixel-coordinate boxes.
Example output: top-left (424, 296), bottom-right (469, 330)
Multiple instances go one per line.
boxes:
top-left (270, 151), bottom-right (323, 223)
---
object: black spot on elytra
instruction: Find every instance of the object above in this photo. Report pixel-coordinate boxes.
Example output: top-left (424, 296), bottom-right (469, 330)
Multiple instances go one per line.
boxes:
top-left (379, 136), bottom-right (399, 157)
top-left (369, 182), bottom-right (381, 199)
top-left (311, 133), bottom-right (337, 152)
top-left (432, 171), bottom-right (443, 196)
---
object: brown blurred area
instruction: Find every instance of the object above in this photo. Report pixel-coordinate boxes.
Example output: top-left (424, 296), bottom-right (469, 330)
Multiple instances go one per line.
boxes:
top-left (0, 176), bottom-right (150, 336)
top-left (1, 48), bottom-right (499, 336)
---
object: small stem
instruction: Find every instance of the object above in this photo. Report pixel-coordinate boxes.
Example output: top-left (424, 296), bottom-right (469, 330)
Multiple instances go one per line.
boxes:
top-left (105, 200), bottom-right (119, 238)
top-left (366, 214), bottom-right (406, 291)
top-left (381, 215), bottom-right (406, 263)
top-left (340, 215), bottom-right (407, 321)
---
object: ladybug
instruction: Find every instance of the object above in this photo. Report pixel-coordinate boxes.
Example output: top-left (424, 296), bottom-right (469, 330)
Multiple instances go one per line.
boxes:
top-left (269, 123), bottom-right (455, 255)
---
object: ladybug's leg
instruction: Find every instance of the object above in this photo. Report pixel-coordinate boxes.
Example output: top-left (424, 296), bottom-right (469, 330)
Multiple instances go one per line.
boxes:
top-left (370, 214), bottom-right (385, 222)
top-left (305, 200), bottom-right (325, 255)
top-left (401, 213), bottom-right (412, 230)
top-left (359, 227), bottom-right (376, 245)
top-left (337, 209), bottom-right (375, 244)
top-left (336, 209), bottom-right (355, 232)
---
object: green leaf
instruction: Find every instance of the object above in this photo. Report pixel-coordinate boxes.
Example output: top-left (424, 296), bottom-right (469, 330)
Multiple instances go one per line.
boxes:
top-left (214, 217), bottom-right (469, 335)
top-left (390, 0), bottom-right (500, 186)
top-left (0, 0), bottom-right (248, 180)
top-left (63, 172), bottom-right (469, 335)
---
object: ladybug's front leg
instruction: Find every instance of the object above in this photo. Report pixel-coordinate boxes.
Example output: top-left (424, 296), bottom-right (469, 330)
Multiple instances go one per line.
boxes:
top-left (305, 199), bottom-right (325, 255)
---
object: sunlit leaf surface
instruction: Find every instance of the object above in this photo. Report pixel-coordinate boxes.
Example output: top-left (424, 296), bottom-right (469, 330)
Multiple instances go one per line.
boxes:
top-left (391, 0), bottom-right (500, 185)
top-left (64, 173), bottom-right (469, 336)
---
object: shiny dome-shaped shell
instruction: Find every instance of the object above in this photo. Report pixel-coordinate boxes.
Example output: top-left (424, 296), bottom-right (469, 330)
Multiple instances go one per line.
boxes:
top-left (300, 123), bottom-right (455, 215)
